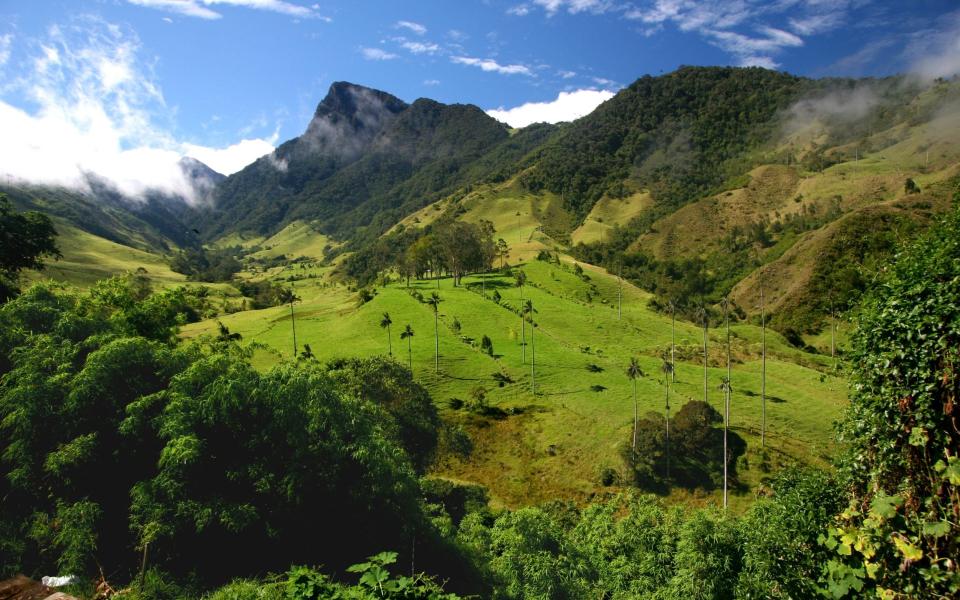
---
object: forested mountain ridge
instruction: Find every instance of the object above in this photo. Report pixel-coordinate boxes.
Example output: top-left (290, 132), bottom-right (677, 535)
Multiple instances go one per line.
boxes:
top-left (196, 81), bottom-right (545, 246)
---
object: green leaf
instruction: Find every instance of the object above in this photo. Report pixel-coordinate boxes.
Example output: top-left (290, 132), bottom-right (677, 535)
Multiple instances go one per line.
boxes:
top-left (922, 520), bottom-right (951, 538)
top-left (870, 493), bottom-right (901, 520)
top-left (371, 550), bottom-right (398, 566)
top-left (892, 536), bottom-right (923, 561)
top-left (908, 426), bottom-right (927, 447)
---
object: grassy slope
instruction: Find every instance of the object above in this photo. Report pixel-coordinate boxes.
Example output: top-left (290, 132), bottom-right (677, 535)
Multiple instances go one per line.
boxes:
top-left (181, 254), bottom-right (844, 512)
top-left (23, 219), bottom-right (187, 288)
top-left (571, 191), bottom-right (651, 246)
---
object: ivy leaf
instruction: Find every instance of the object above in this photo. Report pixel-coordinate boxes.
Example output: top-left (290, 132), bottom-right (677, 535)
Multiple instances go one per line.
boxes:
top-left (870, 493), bottom-right (901, 520)
top-left (892, 535), bottom-right (923, 561)
top-left (908, 426), bottom-right (927, 447)
top-left (922, 520), bottom-right (951, 538)
top-left (935, 457), bottom-right (960, 485)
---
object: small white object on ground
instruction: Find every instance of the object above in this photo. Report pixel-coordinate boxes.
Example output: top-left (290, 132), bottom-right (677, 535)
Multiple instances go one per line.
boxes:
top-left (41, 575), bottom-right (78, 587)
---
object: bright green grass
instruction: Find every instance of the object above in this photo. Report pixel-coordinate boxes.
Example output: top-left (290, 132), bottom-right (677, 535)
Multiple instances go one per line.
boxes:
top-left (571, 192), bottom-right (651, 245)
top-left (24, 220), bottom-right (187, 288)
top-left (248, 220), bottom-right (333, 261)
top-left (182, 255), bottom-right (846, 511)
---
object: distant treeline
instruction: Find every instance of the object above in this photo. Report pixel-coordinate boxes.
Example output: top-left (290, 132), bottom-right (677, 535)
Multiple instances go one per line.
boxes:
top-left (340, 216), bottom-right (498, 287)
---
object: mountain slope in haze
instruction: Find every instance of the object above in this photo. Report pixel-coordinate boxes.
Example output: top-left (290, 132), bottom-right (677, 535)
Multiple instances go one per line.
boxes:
top-left (0, 157), bottom-right (227, 254)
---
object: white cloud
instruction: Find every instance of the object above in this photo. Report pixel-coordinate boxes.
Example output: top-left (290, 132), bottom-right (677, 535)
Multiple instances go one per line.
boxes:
top-left (395, 20), bottom-right (427, 35)
top-left (423, 79), bottom-right (440, 86)
top-left (789, 12), bottom-right (844, 35)
top-left (705, 26), bottom-right (803, 67)
top-left (451, 55), bottom-right (533, 76)
top-left (486, 88), bottom-right (616, 128)
top-left (182, 137), bottom-right (277, 175)
top-left (361, 47), bottom-right (397, 60)
top-left (623, 0), bottom-right (864, 68)
top-left (0, 33), bottom-right (12, 66)
top-left (558, 69), bottom-right (577, 79)
top-left (401, 41), bottom-right (440, 54)
top-left (533, 0), bottom-right (613, 17)
top-left (127, 0), bottom-right (221, 19)
top-left (127, 0), bottom-right (329, 20)
top-left (0, 18), bottom-right (274, 203)
top-left (507, 5), bottom-right (531, 16)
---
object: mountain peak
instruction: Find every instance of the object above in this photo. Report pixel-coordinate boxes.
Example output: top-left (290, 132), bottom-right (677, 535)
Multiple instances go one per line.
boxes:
top-left (314, 81), bottom-right (408, 121)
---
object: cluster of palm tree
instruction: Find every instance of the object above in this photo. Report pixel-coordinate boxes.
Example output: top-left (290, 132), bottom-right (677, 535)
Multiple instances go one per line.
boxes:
top-left (626, 286), bottom-right (768, 511)
top-left (368, 259), bottom-right (777, 514)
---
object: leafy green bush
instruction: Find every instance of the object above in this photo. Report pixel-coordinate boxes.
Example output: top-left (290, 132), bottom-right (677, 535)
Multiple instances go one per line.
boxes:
top-left (822, 203), bottom-right (960, 598)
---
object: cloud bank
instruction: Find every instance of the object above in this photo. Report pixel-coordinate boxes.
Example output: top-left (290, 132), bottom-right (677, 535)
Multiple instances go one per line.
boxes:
top-left (486, 88), bottom-right (616, 128)
top-left (0, 18), bottom-right (275, 202)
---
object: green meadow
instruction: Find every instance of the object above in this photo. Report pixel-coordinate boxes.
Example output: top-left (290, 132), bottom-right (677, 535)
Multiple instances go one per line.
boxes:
top-left (181, 251), bottom-right (846, 511)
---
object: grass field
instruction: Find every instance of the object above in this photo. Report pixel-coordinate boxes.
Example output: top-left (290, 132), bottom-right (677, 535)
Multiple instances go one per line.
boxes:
top-left (181, 253), bottom-right (846, 511)
top-left (23, 219), bottom-right (187, 288)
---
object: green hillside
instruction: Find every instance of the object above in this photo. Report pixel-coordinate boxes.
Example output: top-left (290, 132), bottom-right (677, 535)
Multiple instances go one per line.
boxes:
top-left (181, 252), bottom-right (844, 510)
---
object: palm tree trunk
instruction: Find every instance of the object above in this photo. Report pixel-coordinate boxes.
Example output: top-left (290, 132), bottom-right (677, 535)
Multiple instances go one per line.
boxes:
top-left (407, 338), bottom-right (413, 372)
top-left (632, 379), bottom-right (638, 451)
top-left (530, 322), bottom-right (535, 394)
top-left (387, 324), bottom-right (392, 356)
top-left (617, 262), bottom-right (622, 321)
top-left (671, 306), bottom-right (676, 383)
top-left (434, 311), bottom-right (439, 374)
top-left (724, 302), bottom-right (731, 511)
top-left (703, 319), bottom-right (708, 406)
top-left (664, 378), bottom-right (670, 480)
top-left (521, 315), bottom-right (526, 364)
top-left (761, 282), bottom-right (766, 448)
top-left (290, 302), bottom-right (297, 358)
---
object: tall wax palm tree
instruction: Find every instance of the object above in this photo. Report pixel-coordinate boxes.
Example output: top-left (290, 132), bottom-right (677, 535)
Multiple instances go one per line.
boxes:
top-left (760, 273), bottom-right (767, 448)
top-left (722, 297), bottom-right (733, 509)
top-left (380, 312), bottom-right (393, 356)
top-left (400, 324), bottom-right (415, 372)
top-left (661, 359), bottom-right (674, 479)
top-left (617, 261), bottom-right (623, 321)
top-left (696, 303), bottom-right (709, 407)
top-left (515, 269), bottom-right (526, 299)
top-left (524, 299), bottom-right (537, 394)
top-left (669, 299), bottom-right (677, 383)
top-left (278, 287), bottom-right (302, 358)
top-left (626, 357), bottom-right (644, 451)
top-left (426, 292), bottom-right (442, 373)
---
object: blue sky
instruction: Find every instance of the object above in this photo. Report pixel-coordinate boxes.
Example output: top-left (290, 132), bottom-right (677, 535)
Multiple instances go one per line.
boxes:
top-left (0, 0), bottom-right (958, 192)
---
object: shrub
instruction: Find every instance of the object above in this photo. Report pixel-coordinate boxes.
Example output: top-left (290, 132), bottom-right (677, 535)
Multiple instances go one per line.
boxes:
top-left (480, 335), bottom-right (493, 356)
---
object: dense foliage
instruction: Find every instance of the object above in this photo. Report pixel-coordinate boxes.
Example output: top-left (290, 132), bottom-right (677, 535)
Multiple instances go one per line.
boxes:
top-left (170, 246), bottom-right (244, 282)
top-left (453, 469), bottom-right (842, 600)
top-left (341, 217), bottom-right (496, 288)
top-left (0, 278), bottom-right (453, 589)
top-left (822, 200), bottom-right (960, 598)
top-left (623, 401), bottom-right (746, 491)
top-left (521, 67), bottom-right (804, 217)
top-left (0, 193), bottom-right (60, 301)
